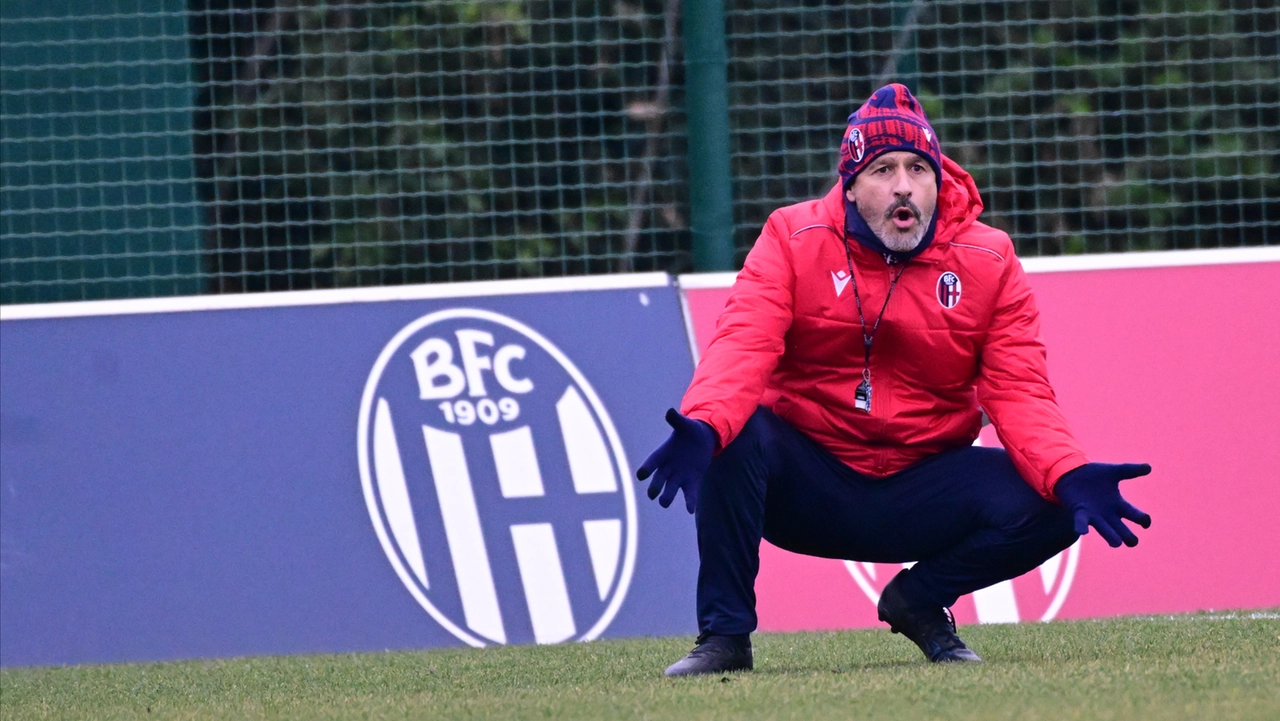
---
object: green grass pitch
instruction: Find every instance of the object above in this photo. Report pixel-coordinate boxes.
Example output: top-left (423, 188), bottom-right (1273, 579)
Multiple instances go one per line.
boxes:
top-left (2, 611), bottom-right (1277, 720)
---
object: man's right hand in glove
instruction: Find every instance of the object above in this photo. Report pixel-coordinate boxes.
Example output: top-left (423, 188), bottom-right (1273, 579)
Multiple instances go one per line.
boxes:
top-left (635, 408), bottom-right (717, 514)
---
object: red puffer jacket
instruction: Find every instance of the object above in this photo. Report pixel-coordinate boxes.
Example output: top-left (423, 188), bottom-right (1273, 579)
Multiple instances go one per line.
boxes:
top-left (680, 156), bottom-right (1087, 499)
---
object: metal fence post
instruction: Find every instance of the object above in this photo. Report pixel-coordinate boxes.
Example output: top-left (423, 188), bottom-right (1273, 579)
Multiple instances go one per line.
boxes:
top-left (682, 0), bottom-right (735, 271)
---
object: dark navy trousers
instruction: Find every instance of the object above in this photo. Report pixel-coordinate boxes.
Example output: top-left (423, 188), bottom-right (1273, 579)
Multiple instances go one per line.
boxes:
top-left (696, 406), bottom-right (1079, 635)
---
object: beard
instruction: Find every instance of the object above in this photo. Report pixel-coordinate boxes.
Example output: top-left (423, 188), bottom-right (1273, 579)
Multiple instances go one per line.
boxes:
top-left (859, 197), bottom-right (935, 252)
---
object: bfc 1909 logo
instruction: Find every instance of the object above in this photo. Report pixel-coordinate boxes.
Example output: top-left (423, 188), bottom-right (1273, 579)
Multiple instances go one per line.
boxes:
top-left (357, 309), bottom-right (636, 646)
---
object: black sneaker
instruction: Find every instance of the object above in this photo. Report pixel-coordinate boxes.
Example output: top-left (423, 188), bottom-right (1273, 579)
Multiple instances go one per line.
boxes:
top-left (877, 573), bottom-right (982, 663)
top-left (663, 633), bottom-right (754, 677)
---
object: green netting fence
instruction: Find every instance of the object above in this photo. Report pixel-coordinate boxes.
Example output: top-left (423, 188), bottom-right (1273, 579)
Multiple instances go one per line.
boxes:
top-left (2, 0), bottom-right (1277, 303)
top-left (725, 0), bottom-right (1280, 264)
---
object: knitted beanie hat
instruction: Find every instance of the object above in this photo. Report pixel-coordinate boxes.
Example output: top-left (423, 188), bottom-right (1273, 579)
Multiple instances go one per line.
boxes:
top-left (838, 84), bottom-right (942, 190)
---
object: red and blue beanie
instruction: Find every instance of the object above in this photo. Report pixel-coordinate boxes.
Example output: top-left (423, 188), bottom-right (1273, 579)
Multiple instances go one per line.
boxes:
top-left (838, 84), bottom-right (942, 190)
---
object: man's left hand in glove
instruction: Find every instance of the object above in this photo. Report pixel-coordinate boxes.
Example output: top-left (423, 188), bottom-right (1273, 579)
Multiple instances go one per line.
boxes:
top-left (1054, 462), bottom-right (1153, 548)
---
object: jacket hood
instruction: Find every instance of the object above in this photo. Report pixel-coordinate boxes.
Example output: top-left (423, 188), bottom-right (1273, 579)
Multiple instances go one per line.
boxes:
top-left (932, 154), bottom-right (984, 246)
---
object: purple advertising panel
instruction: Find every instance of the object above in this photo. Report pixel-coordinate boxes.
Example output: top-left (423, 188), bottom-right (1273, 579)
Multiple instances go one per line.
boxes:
top-left (0, 274), bottom-right (699, 667)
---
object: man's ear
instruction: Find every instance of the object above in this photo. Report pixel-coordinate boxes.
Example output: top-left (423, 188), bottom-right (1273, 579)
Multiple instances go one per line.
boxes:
top-left (844, 184), bottom-right (857, 204)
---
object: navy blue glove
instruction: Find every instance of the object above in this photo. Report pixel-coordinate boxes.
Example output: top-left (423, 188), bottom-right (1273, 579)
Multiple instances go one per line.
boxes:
top-left (1055, 462), bottom-right (1153, 548)
top-left (635, 408), bottom-right (716, 514)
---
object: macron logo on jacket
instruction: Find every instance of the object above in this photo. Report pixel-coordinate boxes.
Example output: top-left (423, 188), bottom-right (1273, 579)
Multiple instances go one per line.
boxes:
top-left (831, 270), bottom-right (851, 297)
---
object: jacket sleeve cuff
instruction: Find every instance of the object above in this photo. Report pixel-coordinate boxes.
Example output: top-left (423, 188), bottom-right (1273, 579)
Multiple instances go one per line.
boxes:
top-left (684, 409), bottom-right (728, 453)
top-left (1045, 454), bottom-right (1089, 502)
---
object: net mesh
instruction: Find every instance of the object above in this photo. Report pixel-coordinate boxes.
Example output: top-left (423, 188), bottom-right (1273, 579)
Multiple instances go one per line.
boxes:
top-left (2, 0), bottom-right (203, 303)
top-left (188, 0), bottom-right (686, 294)
top-left (726, 0), bottom-right (1280, 263)
top-left (2, 0), bottom-right (1277, 303)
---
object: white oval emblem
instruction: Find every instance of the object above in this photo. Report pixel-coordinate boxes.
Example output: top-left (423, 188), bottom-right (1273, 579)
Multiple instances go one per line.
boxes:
top-left (850, 127), bottom-right (866, 162)
top-left (845, 540), bottom-right (1080, 623)
top-left (357, 308), bottom-right (636, 646)
top-left (936, 271), bottom-right (962, 309)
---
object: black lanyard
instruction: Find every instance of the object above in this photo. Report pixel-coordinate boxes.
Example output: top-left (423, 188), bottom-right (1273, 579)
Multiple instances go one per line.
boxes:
top-left (842, 239), bottom-right (907, 412)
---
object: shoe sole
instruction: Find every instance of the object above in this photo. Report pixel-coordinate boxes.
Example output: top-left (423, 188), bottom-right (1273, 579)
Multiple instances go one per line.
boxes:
top-left (663, 661), bottom-right (753, 677)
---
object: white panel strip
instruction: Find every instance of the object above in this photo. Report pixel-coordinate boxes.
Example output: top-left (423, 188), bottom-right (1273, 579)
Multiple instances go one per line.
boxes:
top-left (489, 426), bottom-right (545, 498)
top-left (510, 523), bottom-right (577, 644)
top-left (1043, 540), bottom-right (1081, 622)
top-left (582, 519), bottom-right (622, 600)
top-left (677, 279), bottom-right (702, 366)
top-left (972, 580), bottom-right (1020, 624)
top-left (843, 560), bottom-right (881, 604)
top-left (556, 386), bottom-right (618, 494)
top-left (422, 426), bottom-right (506, 644)
top-left (1039, 551), bottom-right (1063, 594)
top-left (373, 399), bottom-right (429, 588)
top-left (1020, 247), bottom-right (1280, 273)
top-left (0, 272), bottom-right (671, 321)
top-left (860, 561), bottom-right (878, 580)
top-left (676, 271), bottom-right (740, 289)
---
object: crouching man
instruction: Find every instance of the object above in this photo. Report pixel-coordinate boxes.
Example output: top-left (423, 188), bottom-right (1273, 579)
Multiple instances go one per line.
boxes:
top-left (638, 84), bottom-right (1152, 676)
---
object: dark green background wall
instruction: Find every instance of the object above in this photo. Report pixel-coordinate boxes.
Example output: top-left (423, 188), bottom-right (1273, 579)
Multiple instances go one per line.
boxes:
top-left (1, 0), bottom-right (200, 303)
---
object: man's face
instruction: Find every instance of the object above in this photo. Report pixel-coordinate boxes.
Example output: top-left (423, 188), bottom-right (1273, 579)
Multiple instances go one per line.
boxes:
top-left (845, 151), bottom-right (938, 253)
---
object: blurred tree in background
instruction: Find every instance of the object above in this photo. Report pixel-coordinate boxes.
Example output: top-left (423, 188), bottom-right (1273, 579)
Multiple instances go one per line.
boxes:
top-left (727, 0), bottom-right (1278, 258)
top-left (190, 0), bottom-right (686, 292)
top-left (188, 0), bottom-right (1277, 289)
top-left (922, 0), bottom-right (1280, 255)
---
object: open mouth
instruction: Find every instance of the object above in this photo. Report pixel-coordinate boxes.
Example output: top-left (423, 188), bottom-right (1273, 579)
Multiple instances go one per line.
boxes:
top-left (890, 206), bottom-right (918, 230)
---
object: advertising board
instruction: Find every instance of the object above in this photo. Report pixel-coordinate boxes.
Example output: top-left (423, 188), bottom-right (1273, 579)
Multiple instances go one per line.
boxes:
top-left (4, 247), bottom-right (1276, 667)
top-left (0, 275), bottom-right (698, 666)
top-left (679, 248), bottom-right (1280, 630)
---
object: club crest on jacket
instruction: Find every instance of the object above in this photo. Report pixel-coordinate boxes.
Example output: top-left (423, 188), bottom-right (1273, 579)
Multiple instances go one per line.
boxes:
top-left (936, 271), bottom-right (962, 309)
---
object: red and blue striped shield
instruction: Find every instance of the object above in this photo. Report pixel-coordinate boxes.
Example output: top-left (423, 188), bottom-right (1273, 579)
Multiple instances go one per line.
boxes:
top-left (936, 271), bottom-right (962, 309)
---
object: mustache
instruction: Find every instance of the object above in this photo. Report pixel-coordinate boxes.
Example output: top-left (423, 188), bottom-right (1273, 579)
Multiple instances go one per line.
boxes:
top-left (884, 198), bottom-right (922, 221)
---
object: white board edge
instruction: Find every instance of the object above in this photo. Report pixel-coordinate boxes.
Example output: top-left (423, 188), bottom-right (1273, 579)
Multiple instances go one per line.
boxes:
top-left (0, 272), bottom-right (672, 321)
